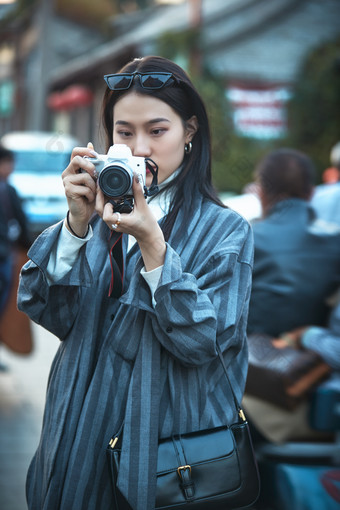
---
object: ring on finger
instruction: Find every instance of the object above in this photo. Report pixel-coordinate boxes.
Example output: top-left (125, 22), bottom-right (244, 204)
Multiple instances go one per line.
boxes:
top-left (111, 212), bottom-right (121, 230)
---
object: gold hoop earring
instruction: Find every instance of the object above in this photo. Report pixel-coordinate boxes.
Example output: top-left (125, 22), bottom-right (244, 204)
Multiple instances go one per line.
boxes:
top-left (185, 142), bottom-right (192, 154)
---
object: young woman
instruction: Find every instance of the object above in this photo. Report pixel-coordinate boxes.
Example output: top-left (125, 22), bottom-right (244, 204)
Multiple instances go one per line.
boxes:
top-left (18, 56), bottom-right (254, 510)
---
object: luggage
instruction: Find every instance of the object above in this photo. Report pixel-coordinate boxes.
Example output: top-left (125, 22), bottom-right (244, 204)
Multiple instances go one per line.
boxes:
top-left (0, 249), bottom-right (33, 355)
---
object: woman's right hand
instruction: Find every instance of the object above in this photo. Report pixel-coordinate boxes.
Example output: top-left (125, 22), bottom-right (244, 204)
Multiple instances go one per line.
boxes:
top-left (62, 143), bottom-right (98, 237)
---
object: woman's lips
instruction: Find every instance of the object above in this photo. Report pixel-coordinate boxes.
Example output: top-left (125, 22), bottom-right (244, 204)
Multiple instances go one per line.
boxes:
top-left (145, 160), bottom-right (157, 175)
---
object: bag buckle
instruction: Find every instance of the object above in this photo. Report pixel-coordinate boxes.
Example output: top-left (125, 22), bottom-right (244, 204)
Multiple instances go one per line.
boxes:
top-left (177, 465), bottom-right (191, 479)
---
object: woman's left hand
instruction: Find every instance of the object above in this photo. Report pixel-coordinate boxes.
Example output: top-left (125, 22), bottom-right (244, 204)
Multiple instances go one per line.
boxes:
top-left (96, 174), bottom-right (166, 271)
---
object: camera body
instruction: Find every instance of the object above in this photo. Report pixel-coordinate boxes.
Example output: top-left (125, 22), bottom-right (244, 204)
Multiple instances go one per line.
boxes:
top-left (90, 144), bottom-right (146, 198)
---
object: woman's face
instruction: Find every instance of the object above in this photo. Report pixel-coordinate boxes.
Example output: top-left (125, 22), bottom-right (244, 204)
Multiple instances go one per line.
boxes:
top-left (112, 92), bottom-right (196, 187)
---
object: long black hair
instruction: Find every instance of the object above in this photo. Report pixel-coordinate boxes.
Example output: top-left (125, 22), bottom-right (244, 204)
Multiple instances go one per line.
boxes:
top-left (102, 55), bottom-right (224, 240)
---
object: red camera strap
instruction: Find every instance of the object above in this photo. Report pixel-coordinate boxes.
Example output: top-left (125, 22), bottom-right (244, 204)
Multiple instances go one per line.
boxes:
top-left (108, 231), bottom-right (124, 298)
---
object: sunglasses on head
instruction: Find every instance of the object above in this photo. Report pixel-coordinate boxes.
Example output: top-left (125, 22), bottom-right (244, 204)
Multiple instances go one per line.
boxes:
top-left (104, 71), bottom-right (180, 91)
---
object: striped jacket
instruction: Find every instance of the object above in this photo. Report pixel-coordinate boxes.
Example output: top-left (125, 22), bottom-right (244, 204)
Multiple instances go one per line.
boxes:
top-left (18, 193), bottom-right (254, 510)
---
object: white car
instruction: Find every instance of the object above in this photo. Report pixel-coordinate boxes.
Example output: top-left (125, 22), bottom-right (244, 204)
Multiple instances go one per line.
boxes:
top-left (1, 131), bottom-right (79, 236)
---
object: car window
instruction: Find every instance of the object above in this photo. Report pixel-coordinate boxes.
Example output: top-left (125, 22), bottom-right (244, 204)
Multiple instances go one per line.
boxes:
top-left (13, 150), bottom-right (71, 174)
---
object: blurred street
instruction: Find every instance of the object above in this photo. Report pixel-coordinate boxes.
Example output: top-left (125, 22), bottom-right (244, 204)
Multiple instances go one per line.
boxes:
top-left (0, 322), bottom-right (59, 510)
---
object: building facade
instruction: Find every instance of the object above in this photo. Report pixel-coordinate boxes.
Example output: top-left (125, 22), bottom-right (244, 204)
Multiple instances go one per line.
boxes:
top-left (1, 0), bottom-right (339, 148)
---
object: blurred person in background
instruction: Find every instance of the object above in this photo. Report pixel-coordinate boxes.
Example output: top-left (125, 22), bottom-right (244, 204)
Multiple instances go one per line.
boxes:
top-left (0, 145), bottom-right (31, 316)
top-left (244, 147), bottom-right (340, 443)
top-left (272, 296), bottom-right (340, 371)
top-left (247, 147), bottom-right (340, 338)
top-left (312, 141), bottom-right (340, 225)
top-left (0, 145), bottom-right (32, 366)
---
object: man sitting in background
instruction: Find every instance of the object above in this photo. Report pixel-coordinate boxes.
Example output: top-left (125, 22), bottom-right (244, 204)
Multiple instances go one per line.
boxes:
top-left (245, 148), bottom-right (340, 443)
top-left (247, 147), bottom-right (340, 338)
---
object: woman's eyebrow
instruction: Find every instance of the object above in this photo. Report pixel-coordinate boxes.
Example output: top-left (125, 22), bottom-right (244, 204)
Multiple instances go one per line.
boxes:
top-left (115, 118), bottom-right (170, 126)
top-left (147, 118), bottom-right (170, 124)
top-left (114, 120), bottom-right (131, 126)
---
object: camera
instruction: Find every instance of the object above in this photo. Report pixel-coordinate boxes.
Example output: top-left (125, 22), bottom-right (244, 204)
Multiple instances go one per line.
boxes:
top-left (88, 144), bottom-right (146, 198)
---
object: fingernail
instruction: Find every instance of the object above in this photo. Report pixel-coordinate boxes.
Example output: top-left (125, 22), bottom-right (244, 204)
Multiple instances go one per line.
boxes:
top-left (89, 150), bottom-right (98, 157)
top-left (135, 174), bottom-right (140, 183)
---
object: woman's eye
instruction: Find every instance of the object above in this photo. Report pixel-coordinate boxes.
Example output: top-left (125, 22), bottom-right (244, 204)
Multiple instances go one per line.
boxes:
top-left (116, 130), bottom-right (132, 138)
top-left (151, 128), bottom-right (166, 136)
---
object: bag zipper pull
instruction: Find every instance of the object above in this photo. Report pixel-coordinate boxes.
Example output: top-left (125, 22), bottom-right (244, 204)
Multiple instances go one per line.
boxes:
top-left (239, 408), bottom-right (246, 422)
top-left (109, 437), bottom-right (118, 449)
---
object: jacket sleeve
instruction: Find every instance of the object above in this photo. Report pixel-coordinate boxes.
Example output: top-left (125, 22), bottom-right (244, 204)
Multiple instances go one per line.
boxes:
top-left (301, 300), bottom-right (340, 370)
top-left (122, 216), bottom-right (254, 366)
top-left (17, 222), bottom-right (93, 339)
top-left (155, 234), bottom-right (253, 365)
top-left (301, 327), bottom-right (340, 370)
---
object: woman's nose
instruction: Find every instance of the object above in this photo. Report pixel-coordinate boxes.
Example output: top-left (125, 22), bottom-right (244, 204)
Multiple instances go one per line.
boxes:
top-left (132, 136), bottom-right (151, 158)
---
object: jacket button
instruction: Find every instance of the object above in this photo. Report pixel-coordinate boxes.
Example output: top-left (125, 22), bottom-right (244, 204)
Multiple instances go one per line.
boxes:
top-left (110, 314), bottom-right (115, 321)
top-left (166, 326), bottom-right (173, 333)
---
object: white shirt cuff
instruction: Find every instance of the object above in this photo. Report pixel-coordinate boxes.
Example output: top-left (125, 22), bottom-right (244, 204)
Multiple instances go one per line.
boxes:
top-left (46, 221), bottom-right (93, 283)
top-left (141, 265), bottom-right (163, 307)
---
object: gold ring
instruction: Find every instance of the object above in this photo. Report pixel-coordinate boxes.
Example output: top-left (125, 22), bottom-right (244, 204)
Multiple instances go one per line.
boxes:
top-left (115, 212), bottom-right (121, 226)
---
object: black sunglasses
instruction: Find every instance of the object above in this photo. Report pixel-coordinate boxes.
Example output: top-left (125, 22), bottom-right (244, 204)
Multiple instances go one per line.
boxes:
top-left (104, 71), bottom-right (179, 91)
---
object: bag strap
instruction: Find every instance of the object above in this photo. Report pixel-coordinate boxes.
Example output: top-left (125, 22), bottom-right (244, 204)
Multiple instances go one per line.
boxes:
top-left (109, 344), bottom-right (247, 449)
top-left (216, 344), bottom-right (247, 423)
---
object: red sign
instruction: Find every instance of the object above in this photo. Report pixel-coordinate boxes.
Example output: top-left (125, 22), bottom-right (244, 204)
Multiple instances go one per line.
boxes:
top-left (226, 83), bottom-right (291, 139)
top-left (47, 85), bottom-right (94, 111)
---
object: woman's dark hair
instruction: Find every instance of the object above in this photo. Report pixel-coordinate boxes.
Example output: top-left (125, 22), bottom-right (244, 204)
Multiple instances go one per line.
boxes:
top-left (255, 148), bottom-right (316, 203)
top-left (101, 55), bottom-right (224, 240)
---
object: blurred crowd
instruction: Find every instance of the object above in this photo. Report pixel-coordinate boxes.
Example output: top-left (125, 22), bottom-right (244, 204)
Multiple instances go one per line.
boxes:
top-left (242, 142), bottom-right (340, 429)
top-left (242, 141), bottom-right (340, 509)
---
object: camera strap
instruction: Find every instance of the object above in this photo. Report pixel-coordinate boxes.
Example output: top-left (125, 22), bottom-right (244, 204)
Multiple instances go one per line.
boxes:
top-left (108, 231), bottom-right (124, 298)
top-left (107, 159), bottom-right (158, 298)
top-left (145, 158), bottom-right (159, 197)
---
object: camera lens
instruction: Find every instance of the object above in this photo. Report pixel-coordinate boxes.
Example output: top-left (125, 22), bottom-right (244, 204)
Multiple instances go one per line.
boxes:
top-left (98, 165), bottom-right (132, 197)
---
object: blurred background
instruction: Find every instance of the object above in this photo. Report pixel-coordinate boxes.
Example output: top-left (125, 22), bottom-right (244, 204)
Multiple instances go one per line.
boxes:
top-left (0, 0), bottom-right (340, 204)
top-left (0, 1), bottom-right (340, 509)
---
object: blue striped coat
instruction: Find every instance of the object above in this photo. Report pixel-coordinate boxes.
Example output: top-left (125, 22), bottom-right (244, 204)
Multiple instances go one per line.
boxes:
top-left (18, 194), bottom-right (254, 510)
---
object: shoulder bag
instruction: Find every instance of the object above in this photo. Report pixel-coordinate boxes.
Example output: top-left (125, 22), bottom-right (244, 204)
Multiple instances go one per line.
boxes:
top-left (246, 333), bottom-right (331, 410)
top-left (106, 345), bottom-right (260, 509)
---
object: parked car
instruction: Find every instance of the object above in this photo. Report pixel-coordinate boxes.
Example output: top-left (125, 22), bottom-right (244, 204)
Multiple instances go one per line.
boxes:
top-left (1, 131), bottom-right (79, 236)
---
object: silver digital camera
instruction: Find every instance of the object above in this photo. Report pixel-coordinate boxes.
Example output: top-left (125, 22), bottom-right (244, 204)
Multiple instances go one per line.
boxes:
top-left (89, 144), bottom-right (146, 198)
